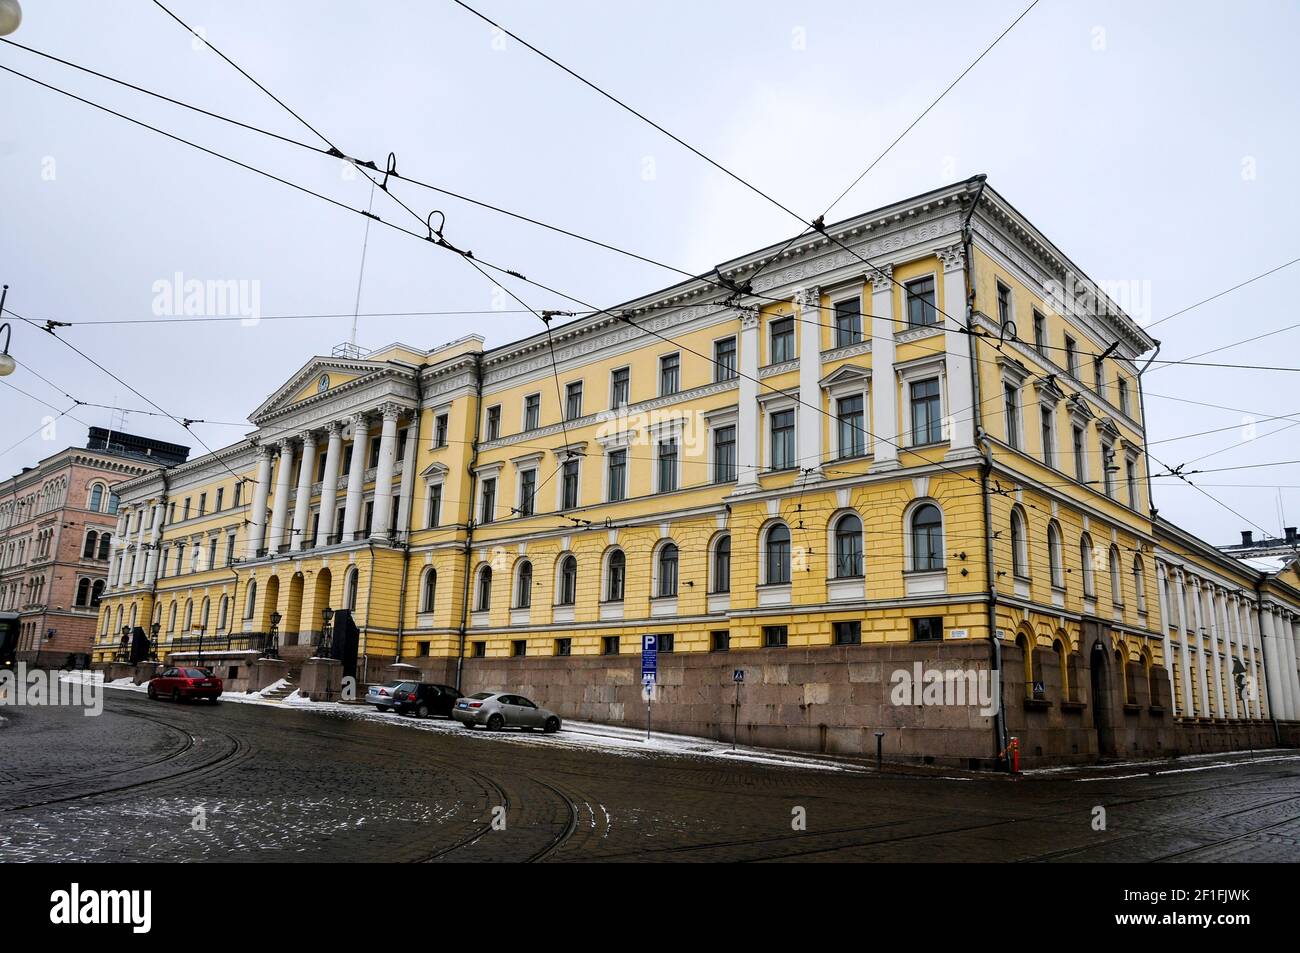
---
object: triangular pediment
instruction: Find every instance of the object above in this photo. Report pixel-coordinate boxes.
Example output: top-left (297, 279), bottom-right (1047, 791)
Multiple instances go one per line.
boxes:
top-left (250, 356), bottom-right (394, 423)
top-left (819, 363), bottom-right (871, 388)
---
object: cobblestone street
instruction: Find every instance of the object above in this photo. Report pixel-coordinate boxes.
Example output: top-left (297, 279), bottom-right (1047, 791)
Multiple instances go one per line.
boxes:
top-left (2, 693), bottom-right (1299, 862)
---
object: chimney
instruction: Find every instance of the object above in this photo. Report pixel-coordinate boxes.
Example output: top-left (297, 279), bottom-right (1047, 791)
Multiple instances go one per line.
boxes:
top-left (1241, 530), bottom-right (1254, 546)
top-left (1287, 527), bottom-right (1298, 545)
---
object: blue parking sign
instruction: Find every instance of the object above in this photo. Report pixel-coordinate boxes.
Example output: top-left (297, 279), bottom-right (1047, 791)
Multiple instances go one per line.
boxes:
top-left (642, 634), bottom-right (658, 677)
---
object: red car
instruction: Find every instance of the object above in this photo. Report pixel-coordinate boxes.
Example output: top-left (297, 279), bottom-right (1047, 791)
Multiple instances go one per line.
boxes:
top-left (148, 666), bottom-right (223, 703)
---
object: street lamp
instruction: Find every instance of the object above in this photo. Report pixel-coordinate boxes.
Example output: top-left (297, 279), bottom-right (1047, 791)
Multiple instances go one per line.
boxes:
top-left (149, 622), bottom-right (160, 662)
top-left (119, 624), bottom-right (131, 663)
top-left (0, 285), bottom-right (15, 377)
top-left (318, 607), bottom-right (334, 657)
top-left (0, 2), bottom-right (21, 38)
top-left (267, 610), bottom-right (282, 660)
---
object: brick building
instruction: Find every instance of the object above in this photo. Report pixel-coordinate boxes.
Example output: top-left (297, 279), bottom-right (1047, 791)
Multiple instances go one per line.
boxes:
top-left (0, 428), bottom-right (188, 664)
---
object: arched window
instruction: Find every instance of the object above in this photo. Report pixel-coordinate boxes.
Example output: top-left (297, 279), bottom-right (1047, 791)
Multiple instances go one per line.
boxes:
top-left (1109, 546), bottom-right (1123, 606)
top-left (75, 578), bottom-right (91, 606)
top-left (97, 533), bottom-right (111, 560)
top-left (605, 549), bottom-right (625, 602)
top-left (557, 555), bottom-right (577, 606)
top-left (764, 523), bottom-right (791, 585)
top-left (108, 492), bottom-right (120, 514)
top-left (83, 531), bottom-right (98, 559)
top-left (344, 567), bottom-right (358, 610)
top-left (475, 565), bottom-right (493, 611)
top-left (1080, 534), bottom-right (1096, 597)
top-left (1016, 632), bottom-right (1036, 700)
top-left (420, 567), bottom-right (437, 613)
top-left (90, 579), bottom-right (104, 607)
top-left (514, 560), bottom-right (533, 609)
top-left (656, 543), bottom-right (679, 597)
top-left (244, 580), bottom-right (257, 619)
top-left (1047, 521), bottom-right (1064, 589)
top-left (167, 601), bottom-right (177, 633)
top-left (1132, 556), bottom-right (1147, 614)
top-left (89, 484), bottom-right (103, 512)
top-left (711, 535), bottom-right (731, 593)
top-left (183, 599), bottom-right (193, 632)
top-left (911, 503), bottom-right (943, 571)
top-left (1053, 638), bottom-right (1069, 702)
top-left (1010, 507), bottom-right (1028, 578)
top-left (833, 513), bottom-right (863, 578)
top-left (218, 595), bottom-right (229, 631)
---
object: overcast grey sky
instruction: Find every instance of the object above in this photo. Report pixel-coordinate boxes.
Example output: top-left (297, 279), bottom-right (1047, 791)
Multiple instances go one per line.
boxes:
top-left (1, 0), bottom-right (1298, 544)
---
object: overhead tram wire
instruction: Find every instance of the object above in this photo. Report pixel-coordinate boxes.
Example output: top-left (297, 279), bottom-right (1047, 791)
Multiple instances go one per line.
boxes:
top-left (5, 44), bottom-right (1298, 375)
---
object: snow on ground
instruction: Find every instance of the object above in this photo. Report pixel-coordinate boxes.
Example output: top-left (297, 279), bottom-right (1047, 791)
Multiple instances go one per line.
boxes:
top-left (57, 671), bottom-right (868, 775)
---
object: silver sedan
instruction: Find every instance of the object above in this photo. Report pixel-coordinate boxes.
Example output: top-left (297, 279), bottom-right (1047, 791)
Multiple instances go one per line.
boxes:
top-left (452, 692), bottom-right (561, 733)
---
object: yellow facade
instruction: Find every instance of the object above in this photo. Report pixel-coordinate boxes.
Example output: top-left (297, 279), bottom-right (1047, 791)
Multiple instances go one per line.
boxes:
top-left (94, 178), bottom-right (1300, 756)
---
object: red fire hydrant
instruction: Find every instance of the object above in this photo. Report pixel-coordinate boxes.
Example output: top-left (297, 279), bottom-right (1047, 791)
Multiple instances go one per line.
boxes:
top-left (1007, 736), bottom-right (1021, 774)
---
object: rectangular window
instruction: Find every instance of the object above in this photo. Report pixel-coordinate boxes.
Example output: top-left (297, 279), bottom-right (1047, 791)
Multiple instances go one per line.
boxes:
top-left (713, 425), bottom-right (737, 483)
top-left (611, 367), bottom-right (630, 408)
top-left (770, 317), bottom-right (795, 363)
top-left (1073, 426), bottom-right (1087, 483)
top-left (1094, 358), bottom-right (1105, 395)
top-left (837, 394), bottom-right (865, 459)
top-left (561, 459), bottom-right (580, 510)
top-left (1040, 407), bottom-right (1055, 468)
top-left (555, 637), bottom-right (572, 657)
top-left (368, 434), bottom-right (380, 469)
top-left (714, 336), bottom-right (737, 381)
top-left (833, 620), bottom-right (861, 645)
top-left (198, 493), bottom-right (207, 517)
top-left (910, 378), bottom-right (942, 445)
top-left (364, 501), bottom-right (374, 535)
top-left (511, 639), bottom-right (527, 657)
top-left (659, 353), bottom-right (680, 396)
top-left (1101, 441), bottom-right (1115, 498)
top-left (435, 413), bottom-right (449, 448)
top-left (316, 452), bottom-right (327, 481)
top-left (1117, 377), bottom-right (1130, 416)
top-left (182, 498), bottom-right (191, 521)
top-left (763, 625), bottom-right (788, 648)
top-left (905, 276), bottom-right (938, 327)
top-left (1003, 383), bottom-right (1020, 449)
top-left (518, 469), bottom-right (536, 517)
top-left (215, 488), bottom-right (224, 512)
top-left (657, 633), bottom-right (675, 653)
top-left (480, 478), bottom-right (496, 524)
top-left (1127, 456), bottom-right (1139, 509)
top-left (1065, 336), bottom-right (1078, 378)
top-left (996, 281), bottom-right (1013, 328)
top-left (486, 406), bottom-right (501, 441)
top-left (565, 381), bottom-right (583, 420)
top-left (1032, 310), bottom-right (1046, 354)
top-left (770, 409), bottom-right (795, 470)
top-left (523, 394), bottom-right (541, 432)
top-left (472, 641), bottom-right (486, 658)
top-left (607, 450), bottom-right (627, 502)
top-left (207, 537), bottom-right (218, 569)
top-left (833, 297), bottom-right (862, 346)
top-left (224, 535), bottom-right (235, 566)
top-left (911, 616), bottom-right (944, 642)
top-left (602, 635), bottom-right (620, 656)
top-left (710, 630), bottom-right (730, 652)
top-left (657, 438), bottom-right (678, 492)
top-left (427, 484), bottom-right (442, 527)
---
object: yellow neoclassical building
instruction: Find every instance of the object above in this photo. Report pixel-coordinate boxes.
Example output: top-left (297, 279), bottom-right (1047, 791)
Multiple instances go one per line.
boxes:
top-left (95, 178), bottom-right (1300, 766)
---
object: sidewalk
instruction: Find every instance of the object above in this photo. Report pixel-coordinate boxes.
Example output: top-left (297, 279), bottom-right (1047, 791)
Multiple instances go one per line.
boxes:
top-left (1021, 747), bottom-right (1300, 781)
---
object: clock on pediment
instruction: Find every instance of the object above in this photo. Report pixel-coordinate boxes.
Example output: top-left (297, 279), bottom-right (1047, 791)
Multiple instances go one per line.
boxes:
top-left (317, 373), bottom-right (330, 394)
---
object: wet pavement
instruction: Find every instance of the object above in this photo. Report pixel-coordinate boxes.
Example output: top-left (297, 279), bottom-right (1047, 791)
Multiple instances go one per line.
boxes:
top-left (2, 692), bottom-right (1299, 862)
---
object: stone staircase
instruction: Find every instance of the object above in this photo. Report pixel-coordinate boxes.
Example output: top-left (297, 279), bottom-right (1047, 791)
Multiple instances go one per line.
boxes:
top-left (261, 669), bottom-right (299, 703)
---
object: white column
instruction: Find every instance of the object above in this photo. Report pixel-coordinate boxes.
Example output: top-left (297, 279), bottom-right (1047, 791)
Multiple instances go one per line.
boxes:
top-left (1156, 564), bottom-right (1178, 717)
top-left (938, 243), bottom-right (975, 458)
top-left (143, 502), bottom-right (165, 585)
top-left (796, 286), bottom-right (823, 481)
top-left (1191, 580), bottom-right (1211, 718)
top-left (268, 439), bottom-right (296, 553)
top-left (1205, 586), bottom-right (1227, 719)
top-left (1290, 615), bottom-right (1300, 719)
top-left (394, 415), bottom-right (417, 541)
top-left (1215, 589), bottom-right (1238, 720)
top-left (371, 404), bottom-right (401, 538)
top-left (1259, 604), bottom-right (1284, 721)
top-left (246, 444), bottom-right (274, 558)
top-left (1242, 597), bottom-right (1263, 718)
top-left (735, 308), bottom-right (760, 492)
top-left (1174, 570), bottom-right (1195, 717)
top-left (341, 411), bottom-right (370, 541)
top-left (131, 506), bottom-right (148, 585)
top-left (290, 431), bottom-right (317, 552)
top-left (315, 421), bottom-right (344, 546)
top-left (869, 265), bottom-right (898, 471)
